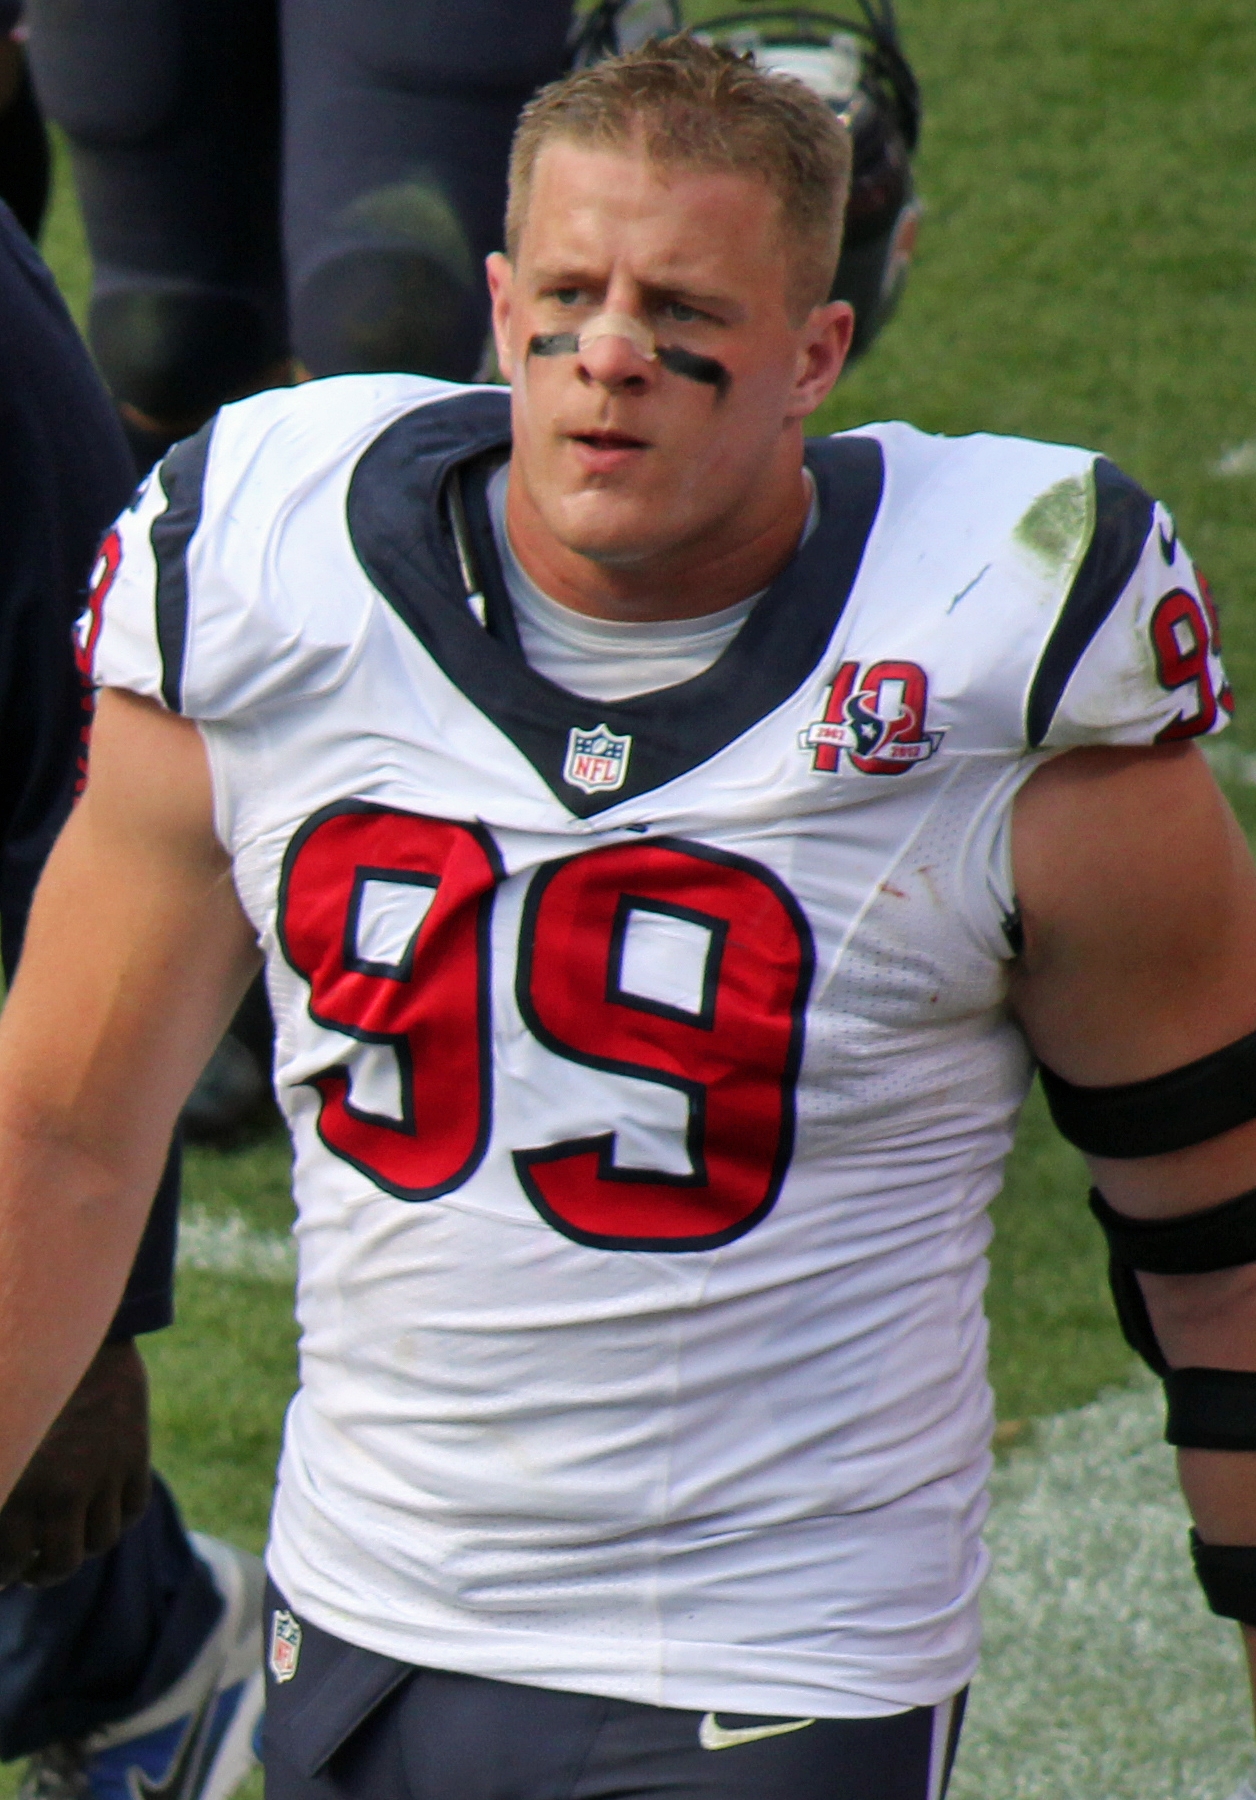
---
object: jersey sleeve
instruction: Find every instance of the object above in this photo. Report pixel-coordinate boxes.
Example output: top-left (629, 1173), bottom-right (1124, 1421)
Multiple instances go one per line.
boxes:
top-left (85, 450), bottom-right (191, 708)
top-left (89, 375), bottom-right (449, 720)
top-left (1025, 460), bottom-right (1231, 750)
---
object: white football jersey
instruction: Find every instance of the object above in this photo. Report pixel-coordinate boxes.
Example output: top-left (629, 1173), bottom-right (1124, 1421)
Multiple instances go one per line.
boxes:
top-left (87, 376), bottom-right (1229, 1719)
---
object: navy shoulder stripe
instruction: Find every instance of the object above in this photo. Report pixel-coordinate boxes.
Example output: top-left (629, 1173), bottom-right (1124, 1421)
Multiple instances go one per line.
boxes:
top-left (1024, 458), bottom-right (1156, 749)
top-left (150, 419), bottom-right (214, 712)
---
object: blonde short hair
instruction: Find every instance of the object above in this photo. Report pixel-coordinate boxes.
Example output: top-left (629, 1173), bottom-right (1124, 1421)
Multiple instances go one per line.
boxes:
top-left (507, 33), bottom-right (852, 320)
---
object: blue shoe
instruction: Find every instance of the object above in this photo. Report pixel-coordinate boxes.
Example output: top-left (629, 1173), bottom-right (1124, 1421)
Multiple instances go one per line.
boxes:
top-left (19, 1535), bottom-right (266, 1800)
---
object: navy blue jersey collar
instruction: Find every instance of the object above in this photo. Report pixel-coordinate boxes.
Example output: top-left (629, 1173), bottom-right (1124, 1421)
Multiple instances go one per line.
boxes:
top-left (347, 388), bottom-right (884, 817)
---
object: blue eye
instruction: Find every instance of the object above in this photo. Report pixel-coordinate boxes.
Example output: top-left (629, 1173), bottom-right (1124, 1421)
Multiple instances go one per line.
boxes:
top-left (554, 288), bottom-right (582, 306)
top-left (666, 301), bottom-right (703, 324)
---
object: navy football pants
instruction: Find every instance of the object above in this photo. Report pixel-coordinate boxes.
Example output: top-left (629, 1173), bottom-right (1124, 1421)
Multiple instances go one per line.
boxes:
top-left (25, 0), bottom-right (574, 440)
top-left (262, 1588), bottom-right (967, 1800)
top-left (0, 1477), bottom-right (221, 1759)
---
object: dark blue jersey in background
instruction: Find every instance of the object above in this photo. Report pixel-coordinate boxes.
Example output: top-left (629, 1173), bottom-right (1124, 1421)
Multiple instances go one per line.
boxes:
top-left (0, 199), bottom-right (176, 1337)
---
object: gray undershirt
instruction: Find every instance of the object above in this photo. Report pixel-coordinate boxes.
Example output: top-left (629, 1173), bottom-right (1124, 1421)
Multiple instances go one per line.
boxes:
top-left (486, 463), bottom-right (816, 704)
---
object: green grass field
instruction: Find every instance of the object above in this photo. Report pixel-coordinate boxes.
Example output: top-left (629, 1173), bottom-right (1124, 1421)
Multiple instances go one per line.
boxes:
top-left (19, 0), bottom-right (1256, 1792)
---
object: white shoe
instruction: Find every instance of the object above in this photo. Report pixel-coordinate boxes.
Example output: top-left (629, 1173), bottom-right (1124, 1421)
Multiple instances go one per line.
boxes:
top-left (19, 1534), bottom-right (265, 1800)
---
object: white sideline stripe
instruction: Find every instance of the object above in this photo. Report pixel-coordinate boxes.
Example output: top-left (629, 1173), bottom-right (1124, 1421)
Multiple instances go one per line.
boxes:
top-left (177, 1207), bottom-right (296, 1280)
top-left (952, 1380), bottom-right (1252, 1800)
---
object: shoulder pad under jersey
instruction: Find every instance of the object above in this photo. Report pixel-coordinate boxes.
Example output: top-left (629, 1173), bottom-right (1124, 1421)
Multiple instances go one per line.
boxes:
top-left (850, 422), bottom-right (1230, 753)
top-left (90, 374), bottom-right (477, 719)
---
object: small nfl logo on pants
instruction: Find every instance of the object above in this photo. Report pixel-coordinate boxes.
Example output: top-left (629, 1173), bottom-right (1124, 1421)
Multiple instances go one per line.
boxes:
top-left (269, 1608), bottom-right (302, 1683)
top-left (563, 723), bottom-right (632, 795)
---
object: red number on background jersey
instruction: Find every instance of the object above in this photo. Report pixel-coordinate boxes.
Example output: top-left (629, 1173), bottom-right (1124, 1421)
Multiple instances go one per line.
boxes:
top-left (73, 529), bottom-right (124, 796)
top-left (278, 803), bottom-right (501, 1200)
top-left (75, 528), bottom-right (121, 683)
top-left (515, 839), bottom-right (813, 1250)
top-left (1152, 588), bottom-right (1219, 740)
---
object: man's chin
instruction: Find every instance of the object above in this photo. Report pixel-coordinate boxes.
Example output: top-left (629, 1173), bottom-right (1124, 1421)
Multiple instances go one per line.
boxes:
top-left (545, 494), bottom-right (676, 569)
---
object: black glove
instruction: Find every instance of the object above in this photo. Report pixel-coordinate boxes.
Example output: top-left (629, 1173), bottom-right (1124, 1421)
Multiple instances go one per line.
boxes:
top-left (0, 1340), bottom-right (151, 1586)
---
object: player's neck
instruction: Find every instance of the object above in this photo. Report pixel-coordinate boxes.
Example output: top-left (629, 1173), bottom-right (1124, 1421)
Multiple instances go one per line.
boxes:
top-left (502, 451), bottom-right (814, 624)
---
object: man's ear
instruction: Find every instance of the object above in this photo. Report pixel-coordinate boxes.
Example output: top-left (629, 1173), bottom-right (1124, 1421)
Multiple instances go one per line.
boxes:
top-left (486, 252), bottom-right (515, 382)
top-left (786, 299), bottom-right (855, 421)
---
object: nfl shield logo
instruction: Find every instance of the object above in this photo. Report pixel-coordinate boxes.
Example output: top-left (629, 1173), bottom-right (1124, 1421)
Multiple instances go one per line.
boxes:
top-left (269, 1609), bottom-right (302, 1684)
top-left (562, 723), bottom-right (632, 795)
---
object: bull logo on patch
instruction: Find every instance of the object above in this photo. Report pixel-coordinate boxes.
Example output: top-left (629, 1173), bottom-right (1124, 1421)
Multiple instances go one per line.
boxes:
top-left (800, 660), bottom-right (944, 776)
top-left (563, 723), bottom-right (632, 795)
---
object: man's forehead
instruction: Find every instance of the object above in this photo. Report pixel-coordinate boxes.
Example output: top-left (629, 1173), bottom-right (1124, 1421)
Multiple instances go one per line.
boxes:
top-left (518, 137), bottom-right (784, 269)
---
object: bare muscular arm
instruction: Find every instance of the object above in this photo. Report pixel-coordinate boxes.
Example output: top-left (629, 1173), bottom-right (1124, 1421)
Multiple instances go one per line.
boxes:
top-left (0, 689), bottom-right (260, 1502)
top-left (1012, 741), bottom-right (1256, 1710)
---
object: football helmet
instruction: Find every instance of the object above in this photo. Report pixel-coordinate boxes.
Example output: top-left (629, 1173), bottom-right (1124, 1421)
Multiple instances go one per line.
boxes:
top-left (568, 1), bottom-right (922, 364)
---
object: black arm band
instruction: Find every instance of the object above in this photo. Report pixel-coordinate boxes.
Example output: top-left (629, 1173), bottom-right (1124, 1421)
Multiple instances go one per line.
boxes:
top-left (1190, 1531), bottom-right (1256, 1625)
top-left (1105, 1257), bottom-right (1169, 1374)
top-left (1089, 1185), bottom-right (1256, 1274)
top-left (1165, 1369), bottom-right (1256, 1450)
top-left (1040, 1026), bottom-right (1256, 1157)
top-left (1089, 1184), bottom-right (1256, 1382)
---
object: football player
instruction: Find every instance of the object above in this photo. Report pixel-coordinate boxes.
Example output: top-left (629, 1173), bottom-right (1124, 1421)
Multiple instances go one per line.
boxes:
top-left (1, 34), bottom-right (1255, 1800)
top-left (0, 200), bottom-right (264, 1800)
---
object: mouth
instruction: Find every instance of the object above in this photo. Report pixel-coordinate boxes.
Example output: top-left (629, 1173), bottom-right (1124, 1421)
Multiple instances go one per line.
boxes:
top-left (564, 427), bottom-right (651, 477)
top-left (569, 429), bottom-right (649, 452)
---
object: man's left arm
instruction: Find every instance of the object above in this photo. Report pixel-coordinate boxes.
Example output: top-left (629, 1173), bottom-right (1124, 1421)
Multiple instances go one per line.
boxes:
top-left (1011, 739), bottom-right (1256, 1711)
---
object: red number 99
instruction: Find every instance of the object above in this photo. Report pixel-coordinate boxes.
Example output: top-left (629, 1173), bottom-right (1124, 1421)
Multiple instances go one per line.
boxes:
top-left (515, 839), bottom-right (813, 1251)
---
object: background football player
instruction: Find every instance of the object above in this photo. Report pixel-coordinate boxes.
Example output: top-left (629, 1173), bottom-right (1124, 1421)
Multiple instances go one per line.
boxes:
top-left (0, 198), bottom-right (264, 1800)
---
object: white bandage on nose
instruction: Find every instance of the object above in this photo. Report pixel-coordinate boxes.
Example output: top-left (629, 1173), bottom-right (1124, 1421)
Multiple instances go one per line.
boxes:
top-left (576, 312), bottom-right (657, 359)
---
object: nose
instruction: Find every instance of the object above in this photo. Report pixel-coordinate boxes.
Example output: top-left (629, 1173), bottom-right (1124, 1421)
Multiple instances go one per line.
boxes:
top-left (576, 314), bottom-right (656, 391)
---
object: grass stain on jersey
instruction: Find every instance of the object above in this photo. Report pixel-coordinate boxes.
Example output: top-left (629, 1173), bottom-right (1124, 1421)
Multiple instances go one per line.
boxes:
top-left (1013, 473), bottom-right (1095, 579)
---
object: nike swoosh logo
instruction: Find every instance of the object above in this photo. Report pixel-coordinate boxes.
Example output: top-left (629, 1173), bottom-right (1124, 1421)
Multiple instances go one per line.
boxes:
top-left (133, 1680), bottom-right (231, 1800)
top-left (698, 1712), bottom-right (817, 1750)
top-left (1159, 521), bottom-right (1178, 565)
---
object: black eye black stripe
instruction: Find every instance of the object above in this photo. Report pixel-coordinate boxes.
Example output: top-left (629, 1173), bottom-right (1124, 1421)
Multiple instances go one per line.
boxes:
top-left (655, 345), bottom-right (731, 396)
top-left (526, 334), bottom-right (731, 397)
